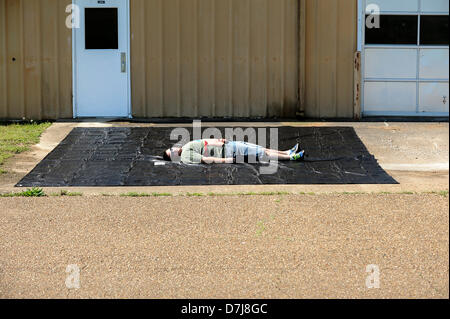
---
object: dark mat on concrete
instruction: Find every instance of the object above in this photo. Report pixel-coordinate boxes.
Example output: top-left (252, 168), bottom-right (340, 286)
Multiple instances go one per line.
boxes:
top-left (17, 127), bottom-right (397, 187)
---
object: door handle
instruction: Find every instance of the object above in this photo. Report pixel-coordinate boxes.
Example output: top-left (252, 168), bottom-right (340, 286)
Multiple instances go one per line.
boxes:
top-left (121, 52), bottom-right (126, 73)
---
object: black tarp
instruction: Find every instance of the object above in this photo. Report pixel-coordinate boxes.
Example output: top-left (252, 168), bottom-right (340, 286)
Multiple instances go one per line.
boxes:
top-left (17, 127), bottom-right (397, 187)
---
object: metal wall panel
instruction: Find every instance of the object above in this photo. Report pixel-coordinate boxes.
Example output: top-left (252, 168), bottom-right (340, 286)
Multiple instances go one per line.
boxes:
top-left (364, 82), bottom-right (417, 112)
top-left (304, 0), bottom-right (357, 118)
top-left (0, 0), bottom-right (72, 120)
top-left (365, 49), bottom-right (418, 79)
top-left (419, 83), bottom-right (449, 113)
top-left (419, 49), bottom-right (449, 79)
top-left (130, 0), bottom-right (299, 118)
top-left (0, 0), bottom-right (360, 120)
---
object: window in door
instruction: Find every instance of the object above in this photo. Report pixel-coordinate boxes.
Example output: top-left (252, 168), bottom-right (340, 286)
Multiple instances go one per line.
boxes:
top-left (85, 8), bottom-right (119, 50)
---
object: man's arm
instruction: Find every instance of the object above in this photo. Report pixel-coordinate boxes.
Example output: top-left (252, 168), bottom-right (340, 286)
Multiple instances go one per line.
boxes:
top-left (203, 139), bottom-right (227, 147)
top-left (202, 157), bottom-right (234, 164)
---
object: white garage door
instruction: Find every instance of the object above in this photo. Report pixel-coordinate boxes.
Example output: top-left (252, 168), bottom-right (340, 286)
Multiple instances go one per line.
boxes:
top-left (361, 0), bottom-right (449, 116)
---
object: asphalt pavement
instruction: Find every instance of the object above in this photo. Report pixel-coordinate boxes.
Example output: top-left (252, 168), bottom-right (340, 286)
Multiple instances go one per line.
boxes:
top-left (0, 194), bottom-right (448, 298)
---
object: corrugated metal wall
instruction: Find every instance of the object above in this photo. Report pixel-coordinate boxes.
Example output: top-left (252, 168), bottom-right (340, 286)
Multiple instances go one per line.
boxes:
top-left (0, 0), bottom-right (72, 120)
top-left (130, 0), bottom-right (299, 118)
top-left (304, 0), bottom-right (357, 118)
top-left (0, 0), bottom-right (358, 120)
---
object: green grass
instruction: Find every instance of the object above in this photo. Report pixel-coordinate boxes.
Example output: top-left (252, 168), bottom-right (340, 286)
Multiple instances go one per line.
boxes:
top-left (0, 122), bottom-right (52, 173)
top-left (438, 191), bottom-right (448, 197)
top-left (247, 191), bottom-right (290, 196)
top-left (119, 192), bottom-right (173, 197)
top-left (49, 190), bottom-right (83, 197)
top-left (2, 189), bottom-right (445, 198)
top-left (66, 190), bottom-right (450, 198)
top-left (298, 192), bottom-right (316, 195)
top-left (1, 188), bottom-right (85, 198)
top-left (425, 190), bottom-right (449, 197)
top-left (378, 191), bottom-right (416, 195)
top-left (0, 187), bottom-right (46, 197)
top-left (124, 191), bottom-right (292, 197)
top-left (338, 191), bottom-right (367, 195)
top-left (256, 221), bottom-right (266, 237)
top-left (207, 191), bottom-right (291, 197)
top-left (186, 192), bottom-right (206, 197)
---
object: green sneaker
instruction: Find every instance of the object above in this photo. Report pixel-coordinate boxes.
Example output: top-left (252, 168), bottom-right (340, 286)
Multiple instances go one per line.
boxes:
top-left (287, 143), bottom-right (299, 156)
top-left (290, 150), bottom-right (305, 161)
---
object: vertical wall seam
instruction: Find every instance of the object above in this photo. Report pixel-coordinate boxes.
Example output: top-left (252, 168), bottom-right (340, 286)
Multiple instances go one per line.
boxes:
top-left (5, 0), bottom-right (8, 118)
top-left (160, 0), bottom-right (164, 116)
top-left (142, 0), bottom-right (147, 117)
top-left (315, 1), bottom-right (320, 118)
top-left (265, 0), bottom-right (269, 117)
top-left (296, 0), bottom-right (300, 112)
top-left (280, 0), bottom-right (285, 116)
top-left (228, 0), bottom-right (233, 117)
top-left (19, 0), bottom-right (25, 118)
top-left (55, 1), bottom-right (61, 118)
top-left (38, 0), bottom-right (43, 119)
top-left (298, 0), bottom-right (305, 115)
top-left (263, 0), bottom-right (268, 117)
top-left (211, 0), bottom-right (216, 117)
top-left (1, 0), bottom-right (8, 117)
top-left (176, 0), bottom-right (181, 117)
top-left (41, 0), bottom-right (48, 118)
top-left (39, 0), bottom-right (45, 119)
top-left (247, 0), bottom-right (251, 117)
top-left (195, 0), bottom-right (201, 117)
top-left (37, 0), bottom-right (42, 120)
top-left (21, 0), bottom-right (26, 117)
top-left (194, 0), bottom-right (199, 117)
top-left (353, 0), bottom-right (358, 117)
top-left (314, 0), bottom-right (319, 117)
top-left (194, 0), bottom-right (198, 117)
top-left (334, 4), bottom-right (339, 117)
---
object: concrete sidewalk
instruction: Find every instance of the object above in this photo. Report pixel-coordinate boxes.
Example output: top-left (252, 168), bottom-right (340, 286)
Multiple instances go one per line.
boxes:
top-left (0, 121), bottom-right (448, 194)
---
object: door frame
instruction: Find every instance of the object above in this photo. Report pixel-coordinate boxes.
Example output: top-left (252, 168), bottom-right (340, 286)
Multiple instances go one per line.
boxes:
top-left (72, 0), bottom-right (132, 118)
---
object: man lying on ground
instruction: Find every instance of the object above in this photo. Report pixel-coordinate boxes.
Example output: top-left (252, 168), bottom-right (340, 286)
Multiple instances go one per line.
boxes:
top-left (163, 139), bottom-right (305, 164)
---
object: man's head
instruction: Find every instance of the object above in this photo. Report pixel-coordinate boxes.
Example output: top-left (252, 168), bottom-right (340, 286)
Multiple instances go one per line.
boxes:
top-left (163, 147), bottom-right (182, 161)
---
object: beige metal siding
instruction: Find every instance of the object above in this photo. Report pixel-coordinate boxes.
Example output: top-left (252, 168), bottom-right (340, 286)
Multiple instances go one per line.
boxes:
top-left (0, 0), bottom-right (359, 120)
top-left (130, 0), bottom-right (299, 118)
top-left (0, 0), bottom-right (72, 120)
top-left (304, 0), bottom-right (357, 118)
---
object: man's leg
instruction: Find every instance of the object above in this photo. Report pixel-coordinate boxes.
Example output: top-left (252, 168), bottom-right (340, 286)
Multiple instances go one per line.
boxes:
top-left (230, 142), bottom-right (299, 162)
top-left (263, 147), bottom-right (304, 161)
top-left (230, 142), bottom-right (268, 163)
top-left (243, 143), bottom-right (297, 161)
top-left (263, 150), bottom-right (291, 161)
top-left (265, 149), bottom-right (290, 156)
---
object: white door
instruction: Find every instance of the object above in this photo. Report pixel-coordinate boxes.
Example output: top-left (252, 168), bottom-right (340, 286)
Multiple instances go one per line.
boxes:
top-left (73, 0), bottom-right (130, 118)
top-left (361, 0), bottom-right (449, 117)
